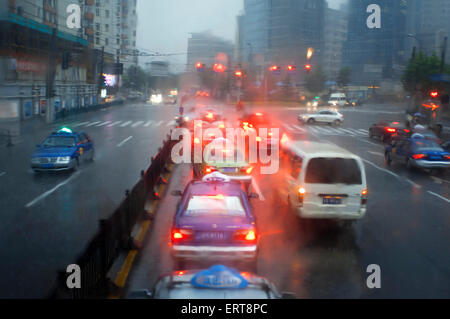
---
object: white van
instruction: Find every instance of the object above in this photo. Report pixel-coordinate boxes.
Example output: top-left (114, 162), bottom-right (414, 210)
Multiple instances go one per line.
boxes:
top-left (328, 93), bottom-right (347, 107)
top-left (281, 141), bottom-right (367, 221)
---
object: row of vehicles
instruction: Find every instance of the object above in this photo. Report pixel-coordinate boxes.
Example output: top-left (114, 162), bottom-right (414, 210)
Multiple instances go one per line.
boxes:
top-left (139, 107), bottom-right (372, 299)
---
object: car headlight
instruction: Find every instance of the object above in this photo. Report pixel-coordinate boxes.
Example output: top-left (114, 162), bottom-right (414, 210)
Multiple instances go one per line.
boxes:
top-left (57, 157), bottom-right (71, 163)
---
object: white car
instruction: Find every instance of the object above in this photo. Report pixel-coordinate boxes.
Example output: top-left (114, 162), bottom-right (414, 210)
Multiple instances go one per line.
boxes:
top-left (298, 110), bottom-right (344, 126)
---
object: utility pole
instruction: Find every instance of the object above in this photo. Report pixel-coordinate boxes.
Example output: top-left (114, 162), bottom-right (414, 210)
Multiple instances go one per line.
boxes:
top-left (440, 36), bottom-right (447, 73)
top-left (46, 28), bottom-right (57, 123)
top-left (98, 46), bottom-right (105, 95)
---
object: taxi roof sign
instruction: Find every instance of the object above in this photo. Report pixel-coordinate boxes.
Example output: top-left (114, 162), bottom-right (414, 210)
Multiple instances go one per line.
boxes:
top-left (202, 172), bottom-right (231, 183)
top-left (191, 265), bottom-right (249, 289)
top-left (58, 127), bottom-right (73, 134)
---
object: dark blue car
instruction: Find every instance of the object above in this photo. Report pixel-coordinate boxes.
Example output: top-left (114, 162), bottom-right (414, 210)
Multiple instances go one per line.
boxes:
top-left (385, 136), bottom-right (450, 172)
top-left (31, 128), bottom-right (94, 172)
top-left (170, 174), bottom-right (259, 271)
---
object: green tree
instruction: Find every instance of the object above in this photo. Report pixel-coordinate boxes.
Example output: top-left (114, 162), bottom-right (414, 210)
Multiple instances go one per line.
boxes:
top-left (402, 52), bottom-right (450, 94)
top-left (122, 65), bottom-right (148, 91)
top-left (337, 67), bottom-right (352, 88)
top-left (305, 66), bottom-right (327, 95)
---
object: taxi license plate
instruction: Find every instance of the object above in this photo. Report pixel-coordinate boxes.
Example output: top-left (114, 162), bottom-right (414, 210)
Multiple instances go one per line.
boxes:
top-left (222, 168), bottom-right (237, 173)
top-left (323, 197), bottom-right (342, 205)
top-left (196, 232), bottom-right (226, 241)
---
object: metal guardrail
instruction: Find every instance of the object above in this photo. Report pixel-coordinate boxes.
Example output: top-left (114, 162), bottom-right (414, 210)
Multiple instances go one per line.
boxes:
top-left (54, 100), bottom-right (125, 121)
top-left (49, 134), bottom-right (175, 299)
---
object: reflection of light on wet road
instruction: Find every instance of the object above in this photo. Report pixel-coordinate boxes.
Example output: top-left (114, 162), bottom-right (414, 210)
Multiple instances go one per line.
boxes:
top-left (25, 172), bottom-right (81, 208)
top-left (117, 136), bottom-right (133, 148)
top-left (0, 172), bottom-right (5, 177)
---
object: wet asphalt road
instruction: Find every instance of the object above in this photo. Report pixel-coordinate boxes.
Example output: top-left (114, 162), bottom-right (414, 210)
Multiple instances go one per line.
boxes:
top-left (125, 102), bottom-right (450, 299)
top-left (0, 102), bottom-right (177, 298)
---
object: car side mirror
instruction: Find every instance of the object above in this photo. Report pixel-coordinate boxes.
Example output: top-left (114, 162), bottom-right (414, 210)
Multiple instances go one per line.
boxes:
top-left (281, 292), bottom-right (296, 299)
top-left (171, 190), bottom-right (183, 197)
top-left (248, 193), bottom-right (259, 200)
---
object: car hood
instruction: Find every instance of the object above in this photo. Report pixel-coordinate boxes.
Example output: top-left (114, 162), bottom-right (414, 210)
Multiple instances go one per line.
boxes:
top-left (177, 216), bottom-right (252, 231)
top-left (32, 147), bottom-right (76, 158)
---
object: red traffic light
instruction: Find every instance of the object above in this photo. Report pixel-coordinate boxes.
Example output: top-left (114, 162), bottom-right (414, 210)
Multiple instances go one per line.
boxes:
top-left (213, 63), bottom-right (226, 73)
top-left (430, 91), bottom-right (439, 98)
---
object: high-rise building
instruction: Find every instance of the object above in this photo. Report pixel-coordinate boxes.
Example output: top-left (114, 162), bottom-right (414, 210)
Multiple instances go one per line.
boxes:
top-left (342, 0), bottom-right (408, 85)
top-left (0, 0), bottom-right (137, 122)
top-left (187, 32), bottom-right (234, 72)
top-left (323, 7), bottom-right (348, 80)
top-left (237, 0), bottom-right (326, 83)
top-left (406, 0), bottom-right (450, 63)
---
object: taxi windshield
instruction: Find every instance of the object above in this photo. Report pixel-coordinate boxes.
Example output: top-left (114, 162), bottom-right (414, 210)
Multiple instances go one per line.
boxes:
top-left (42, 136), bottom-right (76, 148)
top-left (184, 195), bottom-right (245, 217)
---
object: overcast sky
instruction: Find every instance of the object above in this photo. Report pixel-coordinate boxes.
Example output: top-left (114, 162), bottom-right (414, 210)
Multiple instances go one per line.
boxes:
top-left (136, 0), bottom-right (347, 72)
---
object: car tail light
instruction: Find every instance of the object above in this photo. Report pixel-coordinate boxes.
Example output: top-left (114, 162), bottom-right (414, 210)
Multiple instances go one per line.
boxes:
top-left (234, 229), bottom-right (257, 243)
top-left (194, 137), bottom-right (200, 144)
top-left (385, 128), bottom-right (397, 133)
top-left (361, 189), bottom-right (368, 205)
top-left (412, 154), bottom-right (427, 160)
top-left (298, 187), bottom-right (306, 206)
top-left (256, 137), bottom-right (262, 142)
top-left (443, 155), bottom-right (450, 161)
top-left (172, 229), bottom-right (193, 242)
top-left (404, 129), bottom-right (411, 133)
top-left (205, 166), bottom-right (217, 174)
top-left (241, 166), bottom-right (254, 174)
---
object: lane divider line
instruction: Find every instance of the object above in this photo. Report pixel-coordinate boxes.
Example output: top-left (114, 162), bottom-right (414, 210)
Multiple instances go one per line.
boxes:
top-left (251, 178), bottom-right (266, 201)
top-left (25, 172), bottom-right (81, 208)
top-left (428, 191), bottom-right (450, 203)
top-left (117, 136), bottom-right (133, 148)
top-left (361, 159), bottom-right (400, 179)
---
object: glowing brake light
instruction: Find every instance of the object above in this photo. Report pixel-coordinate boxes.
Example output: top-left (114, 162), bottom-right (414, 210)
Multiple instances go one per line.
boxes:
top-left (207, 194), bottom-right (224, 200)
top-left (298, 187), bottom-right (305, 207)
top-left (298, 187), bottom-right (306, 195)
top-left (205, 166), bottom-right (217, 174)
top-left (206, 113), bottom-right (214, 120)
top-left (172, 229), bottom-right (193, 241)
top-left (234, 229), bottom-right (257, 242)
top-left (386, 128), bottom-right (397, 133)
top-left (194, 137), bottom-right (200, 144)
top-left (173, 232), bottom-right (183, 239)
top-left (245, 230), bottom-right (256, 241)
top-left (256, 137), bottom-right (262, 142)
top-left (245, 166), bottom-right (254, 174)
top-left (361, 189), bottom-right (368, 205)
top-left (413, 154), bottom-right (427, 160)
top-left (255, 112), bottom-right (263, 116)
top-left (392, 122), bottom-right (399, 125)
top-left (443, 155), bottom-right (450, 161)
top-left (404, 129), bottom-right (410, 133)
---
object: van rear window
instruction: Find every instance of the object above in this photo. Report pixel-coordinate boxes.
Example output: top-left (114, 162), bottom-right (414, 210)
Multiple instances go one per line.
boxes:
top-left (305, 158), bottom-right (362, 185)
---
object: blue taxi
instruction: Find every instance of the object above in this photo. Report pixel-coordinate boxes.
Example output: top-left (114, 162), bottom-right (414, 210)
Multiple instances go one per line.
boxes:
top-left (385, 134), bottom-right (450, 172)
top-left (170, 173), bottom-right (259, 271)
top-left (31, 127), bottom-right (94, 172)
top-left (128, 265), bottom-right (294, 299)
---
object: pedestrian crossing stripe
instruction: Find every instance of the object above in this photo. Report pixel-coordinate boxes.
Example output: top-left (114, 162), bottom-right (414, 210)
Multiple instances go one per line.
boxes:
top-left (97, 121), bottom-right (112, 127)
top-left (132, 121), bottom-right (144, 128)
top-left (108, 121), bottom-right (122, 127)
top-left (120, 121), bottom-right (133, 127)
top-left (86, 121), bottom-right (101, 127)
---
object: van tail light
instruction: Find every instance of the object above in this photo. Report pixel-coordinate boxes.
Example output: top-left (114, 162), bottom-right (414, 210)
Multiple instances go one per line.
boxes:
top-left (298, 187), bottom-right (306, 207)
top-left (234, 229), bottom-right (257, 243)
top-left (412, 154), bottom-right (427, 160)
top-left (241, 166), bottom-right (254, 174)
top-left (172, 229), bottom-right (193, 242)
top-left (361, 189), bottom-right (368, 205)
top-left (205, 166), bottom-right (217, 174)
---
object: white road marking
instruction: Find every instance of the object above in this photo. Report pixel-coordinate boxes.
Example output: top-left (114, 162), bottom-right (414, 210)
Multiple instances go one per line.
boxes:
top-left (251, 179), bottom-right (266, 201)
top-left (367, 151), bottom-right (384, 157)
top-left (120, 121), bottom-right (132, 127)
top-left (166, 120), bottom-right (176, 126)
top-left (132, 121), bottom-right (144, 128)
top-left (361, 159), bottom-right (400, 179)
top-left (358, 129), bottom-right (369, 134)
top-left (108, 121), bottom-right (122, 127)
top-left (406, 179), bottom-right (422, 189)
top-left (144, 121), bottom-right (153, 127)
top-left (86, 121), bottom-right (101, 127)
top-left (292, 125), bottom-right (306, 132)
top-left (117, 136), bottom-right (133, 147)
top-left (308, 126), bottom-right (320, 134)
top-left (428, 191), bottom-right (450, 203)
top-left (348, 128), bottom-right (365, 135)
top-left (26, 172), bottom-right (81, 208)
top-left (314, 126), bottom-right (331, 134)
top-left (0, 172), bottom-right (5, 177)
top-left (155, 121), bottom-right (163, 127)
top-left (339, 128), bottom-right (357, 135)
top-left (357, 138), bottom-right (383, 148)
top-left (283, 124), bottom-right (294, 131)
top-left (431, 176), bottom-right (450, 184)
top-left (97, 121), bottom-right (112, 127)
top-left (74, 122), bottom-right (90, 127)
